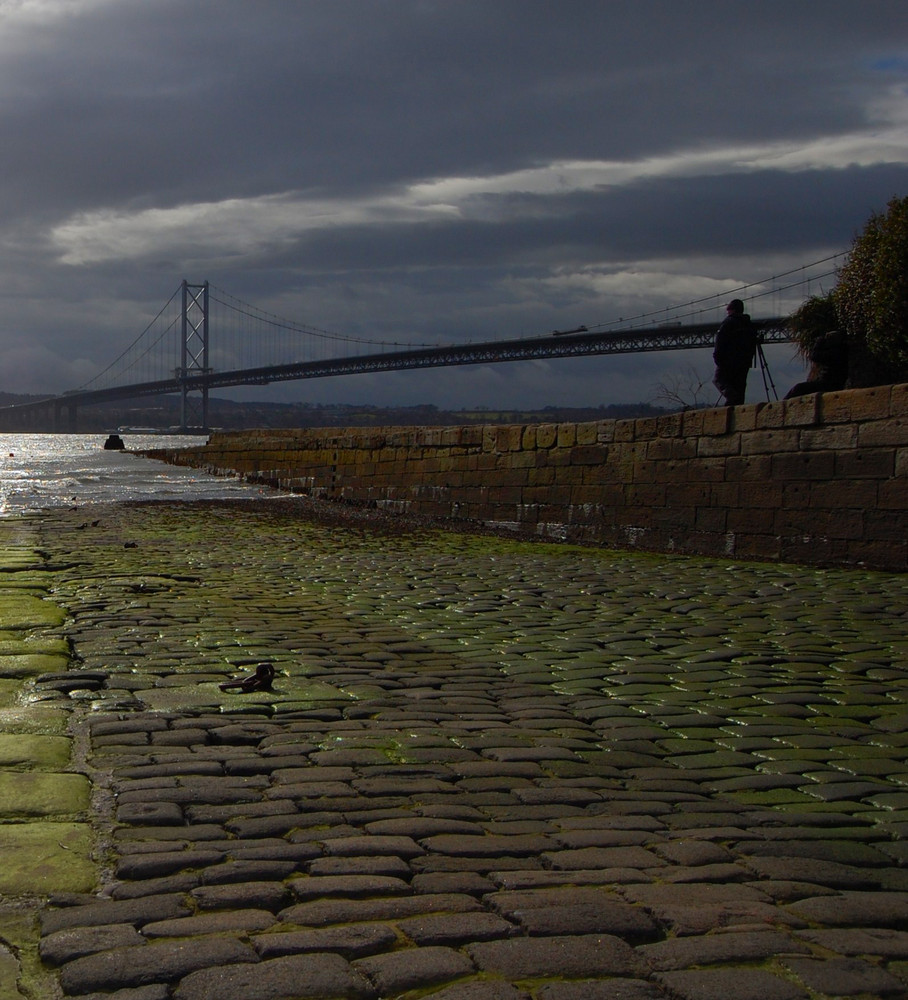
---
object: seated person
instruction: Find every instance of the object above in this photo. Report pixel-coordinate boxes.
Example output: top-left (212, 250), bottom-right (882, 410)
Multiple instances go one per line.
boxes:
top-left (785, 330), bottom-right (848, 398)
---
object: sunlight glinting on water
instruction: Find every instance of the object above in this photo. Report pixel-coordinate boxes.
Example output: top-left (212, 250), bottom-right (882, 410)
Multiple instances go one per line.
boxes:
top-left (0, 434), bottom-right (267, 514)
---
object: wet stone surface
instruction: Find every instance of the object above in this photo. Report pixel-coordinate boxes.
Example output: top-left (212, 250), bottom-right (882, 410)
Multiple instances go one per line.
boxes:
top-left (2, 497), bottom-right (907, 998)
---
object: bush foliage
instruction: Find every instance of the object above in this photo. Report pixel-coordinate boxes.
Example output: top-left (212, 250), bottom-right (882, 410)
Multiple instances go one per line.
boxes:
top-left (834, 195), bottom-right (908, 370)
top-left (788, 293), bottom-right (839, 360)
top-left (788, 196), bottom-right (908, 384)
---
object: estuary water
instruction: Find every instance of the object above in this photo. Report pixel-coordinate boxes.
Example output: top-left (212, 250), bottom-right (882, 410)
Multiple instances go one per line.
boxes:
top-left (0, 433), bottom-right (269, 515)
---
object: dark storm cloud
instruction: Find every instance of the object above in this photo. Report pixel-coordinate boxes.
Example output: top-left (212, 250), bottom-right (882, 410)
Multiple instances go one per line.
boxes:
top-left (0, 0), bottom-right (905, 404)
top-left (1, 0), bottom-right (900, 213)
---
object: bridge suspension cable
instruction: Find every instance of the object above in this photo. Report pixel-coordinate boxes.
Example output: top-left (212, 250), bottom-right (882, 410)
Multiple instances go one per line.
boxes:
top-left (77, 286), bottom-right (183, 391)
top-left (586, 250), bottom-right (848, 333)
top-left (208, 284), bottom-right (437, 349)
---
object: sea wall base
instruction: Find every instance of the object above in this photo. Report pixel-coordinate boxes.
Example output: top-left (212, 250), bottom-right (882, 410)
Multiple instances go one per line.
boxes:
top-left (142, 383), bottom-right (908, 571)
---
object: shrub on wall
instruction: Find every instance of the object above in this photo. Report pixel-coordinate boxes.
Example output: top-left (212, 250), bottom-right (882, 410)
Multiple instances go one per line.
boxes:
top-left (788, 196), bottom-right (908, 387)
top-left (834, 195), bottom-right (908, 384)
top-left (788, 293), bottom-right (839, 360)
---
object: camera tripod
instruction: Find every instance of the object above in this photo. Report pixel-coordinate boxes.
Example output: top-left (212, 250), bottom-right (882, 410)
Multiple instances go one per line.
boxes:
top-left (755, 337), bottom-right (778, 401)
top-left (713, 337), bottom-right (778, 406)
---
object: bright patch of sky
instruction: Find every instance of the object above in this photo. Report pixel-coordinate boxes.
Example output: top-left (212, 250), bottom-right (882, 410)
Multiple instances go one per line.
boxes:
top-left (53, 110), bottom-right (908, 268)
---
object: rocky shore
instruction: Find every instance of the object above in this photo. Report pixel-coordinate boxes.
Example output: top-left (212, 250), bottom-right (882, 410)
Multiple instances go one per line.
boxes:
top-left (1, 496), bottom-right (906, 999)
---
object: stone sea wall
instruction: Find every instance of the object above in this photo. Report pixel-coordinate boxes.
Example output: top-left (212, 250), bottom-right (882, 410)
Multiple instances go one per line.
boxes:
top-left (143, 382), bottom-right (908, 571)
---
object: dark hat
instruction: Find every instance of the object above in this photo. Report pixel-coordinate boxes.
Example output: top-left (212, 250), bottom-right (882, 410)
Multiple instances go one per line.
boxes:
top-left (727, 299), bottom-right (744, 312)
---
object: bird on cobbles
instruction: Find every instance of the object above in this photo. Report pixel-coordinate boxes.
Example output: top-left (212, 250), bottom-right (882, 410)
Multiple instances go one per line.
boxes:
top-left (219, 662), bottom-right (275, 692)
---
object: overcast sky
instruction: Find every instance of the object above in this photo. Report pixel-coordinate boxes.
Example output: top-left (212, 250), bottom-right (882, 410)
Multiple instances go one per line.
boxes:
top-left (1, 0), bottom-right (906, 410)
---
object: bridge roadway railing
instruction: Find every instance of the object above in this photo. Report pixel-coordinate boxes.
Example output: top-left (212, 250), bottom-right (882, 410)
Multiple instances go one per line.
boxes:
top-left (213, 318), bottom-right (790, 386)
top-left (0, 319), bottom-right (791, 431)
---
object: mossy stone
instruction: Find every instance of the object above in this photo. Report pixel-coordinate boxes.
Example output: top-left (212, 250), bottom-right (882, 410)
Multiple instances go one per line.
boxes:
top-left (130, 684), bottom-right (221, 711)
top-left (0, 910), bottom-right (65, 1000)
top-left (0, 653), bottom-right (70, 679)
top-left (0, 548), bottom-right (45, 570)
top-left (0, 706), bottom-right (69, 735)
top-left (0, 772), bottom-right (90, 818)
top-left (134, 677), bottom-right (353, 712)
top-left (0, 639), bottom-right (70, 657)
top-left (723, 787), bottom-right (816, 806)
top-left (280, 677), bottom-right (353, 702)
top-left (0, 735), bottom-right (72, 769)
top-left (0, 596), bottom-right (66, 629)
top-left (0, 679), bottom-right (23, 709)
top-left (0, 946), bottom-right (18, 998)
top-left (0, 822), bottom-right (96, 894)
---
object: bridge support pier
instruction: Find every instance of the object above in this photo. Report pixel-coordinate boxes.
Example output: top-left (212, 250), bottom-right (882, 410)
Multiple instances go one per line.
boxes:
top-left (51, 401), bottom-right (77, 433)
top-left (178, 280), bottom-right (210, 432)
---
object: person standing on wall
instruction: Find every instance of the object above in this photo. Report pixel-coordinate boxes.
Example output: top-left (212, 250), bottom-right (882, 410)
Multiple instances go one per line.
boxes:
top-left (713, 298), bottom-right (758, 406)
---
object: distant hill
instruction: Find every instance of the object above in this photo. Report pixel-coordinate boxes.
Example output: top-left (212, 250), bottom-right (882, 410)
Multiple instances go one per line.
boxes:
top-left (0, 391), bottom-right (670, 432)
top-left (0, 391), bottom-right (46, 406)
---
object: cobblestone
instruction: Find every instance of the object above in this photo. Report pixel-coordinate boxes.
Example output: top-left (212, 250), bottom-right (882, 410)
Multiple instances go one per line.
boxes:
top-left (172, 952), bottom-right (374, 1000)
top-left (0, 501), bottom-right (905, 998)
top-left (467, 934), bottom-right (643, 978)
top-left (252, 923), bottom-right (399, 959)
top-left (354, 945), bottom-right (475, 995)
top-left (656, 968), bottom-right (809, 1000)
top-left (781, 955), bottom-right (908, 997)
top-left (58, 936), bottom-right (258, 994)
top-left (638, 929), bottom-right (811, 970)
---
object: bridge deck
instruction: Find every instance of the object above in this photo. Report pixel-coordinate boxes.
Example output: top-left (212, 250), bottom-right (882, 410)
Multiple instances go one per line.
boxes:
top-left (1, 319), bottom-right (791, 423)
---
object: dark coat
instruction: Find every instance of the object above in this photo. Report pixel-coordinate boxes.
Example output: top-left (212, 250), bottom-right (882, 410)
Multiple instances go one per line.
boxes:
top-left (713, 312), bottom-right (757, 374)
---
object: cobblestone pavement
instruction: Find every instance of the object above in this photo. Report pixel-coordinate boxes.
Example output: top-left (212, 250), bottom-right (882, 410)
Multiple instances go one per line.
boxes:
top-left (1, 498), bottom-right (907, 999)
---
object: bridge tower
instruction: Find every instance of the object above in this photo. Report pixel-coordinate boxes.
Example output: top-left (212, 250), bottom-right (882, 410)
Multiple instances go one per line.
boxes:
top-left (178, 280), bottom-right (210, 431)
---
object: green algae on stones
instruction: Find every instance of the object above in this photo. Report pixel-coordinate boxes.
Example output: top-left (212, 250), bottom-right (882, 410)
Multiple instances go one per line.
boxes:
top-left (0, 653), bottom-right (70, 679)
top-left (0, 705), bottom-right (69, 735)
top-left (0, 639), bottom-right (71, 658)
top-left (131, 675), bottom-right (353, 712)
top-left (0, 546), bottom-right (46, 570)
top-left (129, 683), bottom-right (226, 712)
top-left (0, 735), bottom-right (72, 769)
top-left (0, 823), bottom-right (96, 894)
top-left (0, 945), bottom-right (18, 1000)
top-left (722, 787), bottom-right (818, 806)
top-left (0, 595), bottom-right (67, 630)
top-left (0, 679), bottom-right (25, 709)
top-left (0, 772), bottom-right (90, 819)
top-left (0, 911), bottom-right (62, 1000)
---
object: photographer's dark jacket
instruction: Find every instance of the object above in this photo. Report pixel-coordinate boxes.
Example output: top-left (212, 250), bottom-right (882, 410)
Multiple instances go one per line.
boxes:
top-left (713, 312), bottom-right (757, 375)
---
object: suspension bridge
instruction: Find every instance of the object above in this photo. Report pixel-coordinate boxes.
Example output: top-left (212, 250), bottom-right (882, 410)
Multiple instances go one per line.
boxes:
top-left (0, 253), bottom-right (845, 432)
